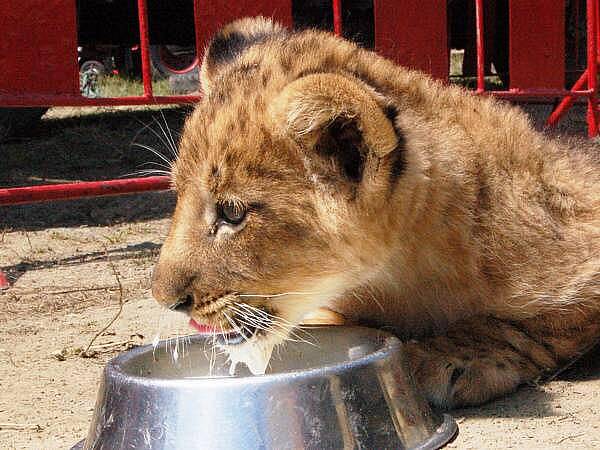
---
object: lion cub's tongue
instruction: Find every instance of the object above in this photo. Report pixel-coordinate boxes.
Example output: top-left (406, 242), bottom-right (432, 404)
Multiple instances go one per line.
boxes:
top-left (188, 318), bottom-right (216, 334)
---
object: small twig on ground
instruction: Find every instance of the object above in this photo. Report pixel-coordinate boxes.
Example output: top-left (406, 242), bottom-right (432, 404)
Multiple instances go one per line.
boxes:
top-left (12, 285), bottom-right (129, 297)
top-left (90, 339), bottom-right (137, 350)
top-left (557, 412), bottom-right (576, 422)
top-left (0, 423), bottom-right (44, 432)
top-left (23, 231), bottom-right (33, 252)
top-left (43, 286), bottom-right (116, 296)
top-left (54, 337), bottom-right (143, 361)
top-left (81, 248), bottom-right (124, 358)
top-left (555, 433), bottom-right (585, 444)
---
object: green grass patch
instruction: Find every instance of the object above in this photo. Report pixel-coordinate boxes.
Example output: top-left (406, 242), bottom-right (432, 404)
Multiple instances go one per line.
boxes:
top-left (98, 76), bottom-right (172, 98)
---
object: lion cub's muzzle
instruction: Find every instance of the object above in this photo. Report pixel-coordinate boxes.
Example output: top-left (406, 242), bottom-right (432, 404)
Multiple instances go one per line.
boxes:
top-left (157, 287), bottom-right (263, 345)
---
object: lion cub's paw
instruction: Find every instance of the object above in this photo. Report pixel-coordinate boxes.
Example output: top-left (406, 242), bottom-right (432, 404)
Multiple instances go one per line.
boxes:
top-left (404, 334), bottom-right (540, 409)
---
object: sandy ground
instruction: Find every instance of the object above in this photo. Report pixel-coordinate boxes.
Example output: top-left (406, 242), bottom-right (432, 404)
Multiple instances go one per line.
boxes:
top-left (1, 104), bottom-right (599, 449)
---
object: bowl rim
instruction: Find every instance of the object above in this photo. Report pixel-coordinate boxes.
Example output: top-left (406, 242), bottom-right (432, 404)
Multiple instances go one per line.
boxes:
top-left (106, 326), bottom-right (403, 388)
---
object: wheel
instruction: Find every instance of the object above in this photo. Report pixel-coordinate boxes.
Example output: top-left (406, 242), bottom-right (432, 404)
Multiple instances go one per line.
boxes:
top-left (80, 59), bottom-right (106, 77)
top-left (150, 45), bottom-right (198, 78)
top-left (79, 60), bottom-right (106, 98)
top-left (150, 45), bottom-right (199, 93)
top-left (0, 108), bottom-right (48, 142)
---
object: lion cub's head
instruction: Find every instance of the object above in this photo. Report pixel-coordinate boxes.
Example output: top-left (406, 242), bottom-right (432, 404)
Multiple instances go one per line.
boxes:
top-left (152, 17), bottom-right (403, 356)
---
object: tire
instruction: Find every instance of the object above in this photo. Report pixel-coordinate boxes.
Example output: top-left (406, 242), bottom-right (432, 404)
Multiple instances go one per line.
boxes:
top-left (80, 59), bottom-right (106, 77)
top-left (150, 45), bottom-right (198, 79)
top-left (0, 108), bottom-right (48, 142)
top-left (150, 45), bottom-right (199, 93)
top-left (79, 60), bottom-right (106, 98)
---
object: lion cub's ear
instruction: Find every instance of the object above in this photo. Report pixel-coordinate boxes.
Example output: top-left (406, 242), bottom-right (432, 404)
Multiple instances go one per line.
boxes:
top-left (269, 73), bottom-right (399, 184)
top-left (200, 16), bottom-right (287, 94)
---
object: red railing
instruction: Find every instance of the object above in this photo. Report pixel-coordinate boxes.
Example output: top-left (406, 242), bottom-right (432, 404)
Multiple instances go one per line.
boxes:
top-left (0, 176), bottom-right (171, 206)
top-left (1, 0), bottom-right (599, 288)
top-left (472, 0), bottom-right (600, 136)
top-left (1, 0), bottom-right (598, 203)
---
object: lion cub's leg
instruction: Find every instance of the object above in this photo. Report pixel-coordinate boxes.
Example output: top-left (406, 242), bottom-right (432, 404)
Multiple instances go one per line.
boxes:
top-left (405, 312), bottom-right (600, 409)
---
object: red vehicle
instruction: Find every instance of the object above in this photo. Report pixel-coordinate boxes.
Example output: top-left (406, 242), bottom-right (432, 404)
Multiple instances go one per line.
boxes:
top-left (1, 0), bottom-right (599, 287)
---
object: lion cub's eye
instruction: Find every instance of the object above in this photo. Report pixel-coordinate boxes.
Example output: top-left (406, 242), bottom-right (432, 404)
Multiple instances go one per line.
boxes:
top-left (218, 200), bottom-right (246, 225)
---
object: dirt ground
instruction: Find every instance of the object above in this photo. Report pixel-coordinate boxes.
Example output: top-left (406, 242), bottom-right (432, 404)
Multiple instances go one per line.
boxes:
top-left (1, 103), bottom-right (599, 449)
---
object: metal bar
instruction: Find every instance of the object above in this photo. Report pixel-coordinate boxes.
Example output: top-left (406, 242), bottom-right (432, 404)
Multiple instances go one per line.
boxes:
top-left (546, 69), bottom-right (589, 127)
top-left (0, 271), bottom-right (9, 290)
top-left (475, 0), bottom-right (485, 93)
top-left (488, 89), bottom-right (593, 98)
top-left (0, 95), bottom-right (201, 107)
top-left (193, 0), bottom-right (203, 79)
top-left (0, 176), bottom-right (170, 206)
top-left (2, 87), bottom-right (595, 109)
top-left (587, 0), bottom-right (599, 136)
top-left (597, 0), bottom-right (600, 54)
top-left (137, 0), bottom-right (154, 98)
top-left (333, 0), bottom-right (342, 36)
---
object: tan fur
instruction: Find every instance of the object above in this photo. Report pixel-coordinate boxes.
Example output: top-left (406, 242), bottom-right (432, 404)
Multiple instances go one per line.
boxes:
top-left (153, 17), bottom-right (600, 408)
top-left (270, 73), bottom-right (398, 156)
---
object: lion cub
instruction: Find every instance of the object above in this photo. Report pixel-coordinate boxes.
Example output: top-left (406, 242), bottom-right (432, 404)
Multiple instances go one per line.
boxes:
top-left (152, 17), bottom-right (599, 408)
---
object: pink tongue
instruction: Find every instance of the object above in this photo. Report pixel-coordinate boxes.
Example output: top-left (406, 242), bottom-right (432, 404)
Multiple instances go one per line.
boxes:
top-left (189, 318), bottom-right (217, 334)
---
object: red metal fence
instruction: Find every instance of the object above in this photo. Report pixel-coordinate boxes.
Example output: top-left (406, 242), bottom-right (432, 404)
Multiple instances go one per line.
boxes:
top-left (1, 1), bottom-right (599, 287)
top-left (2, 1), bottom-right (597, 116)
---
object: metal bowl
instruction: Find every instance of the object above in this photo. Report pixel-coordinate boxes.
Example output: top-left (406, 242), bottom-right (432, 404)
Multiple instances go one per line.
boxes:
top-left (74, 326), bottom-right (457, 450)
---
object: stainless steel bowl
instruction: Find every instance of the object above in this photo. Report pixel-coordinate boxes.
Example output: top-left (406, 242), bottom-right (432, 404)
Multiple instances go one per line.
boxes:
top-left (74, 326), bottom-right (457, 450)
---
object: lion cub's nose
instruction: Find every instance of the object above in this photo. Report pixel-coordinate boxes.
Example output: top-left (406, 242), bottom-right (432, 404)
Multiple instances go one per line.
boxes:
top-left (168, 294), bottom-right (194, 313)
top-left (151, 263), bottom-right (195, 312)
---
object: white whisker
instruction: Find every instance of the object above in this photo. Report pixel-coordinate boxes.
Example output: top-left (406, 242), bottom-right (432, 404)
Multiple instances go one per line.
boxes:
top-left (140, 160), bottom-right (172, 170)
top-left (158, 110), bottom-right (179, 159)
top-left (237, 291), bottom-right (317, 299)
top-left (136, 116), bottom-right (175, 159)
top-left (121, 168), bottom-right (172, 178)
top-left (231, 302), bottom-right (318, 347)
top-left (131, 142), bottom-right (173, 166)
top-left (152, 116), bottom-right (178, 159)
